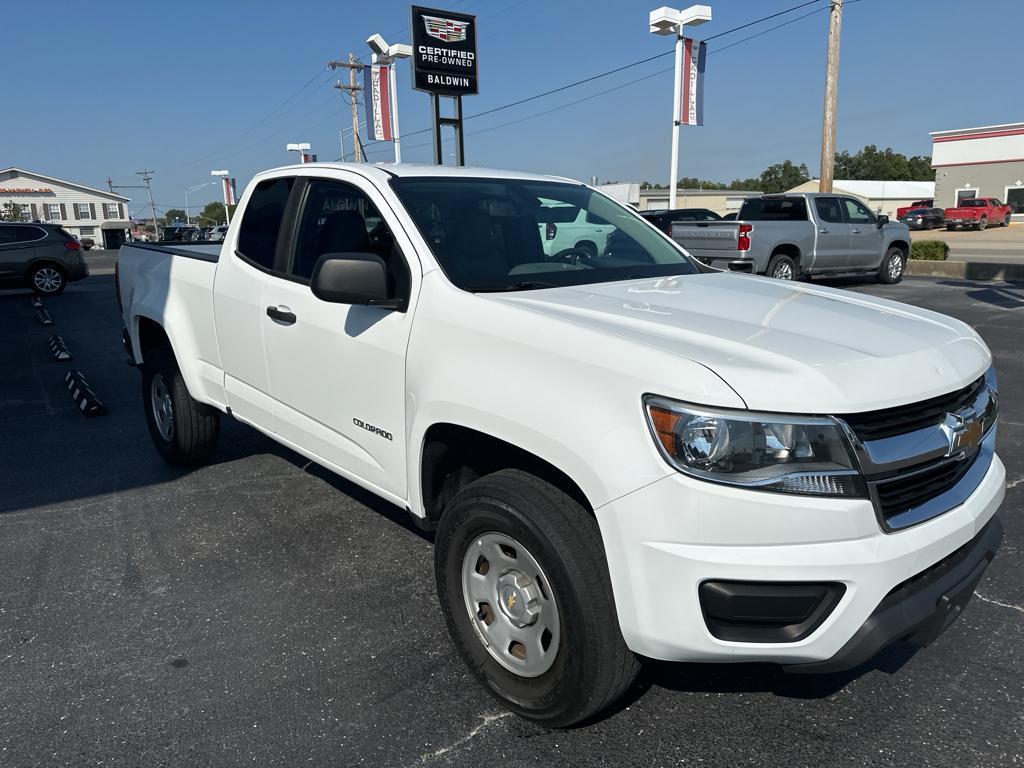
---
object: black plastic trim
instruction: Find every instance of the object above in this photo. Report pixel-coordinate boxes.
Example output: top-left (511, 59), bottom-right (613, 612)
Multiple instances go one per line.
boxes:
top-left (786, 516), bottom-right (1003, 674)
top-left (126, 242), bottom-right (220, 262)
top-left (700, 580), bottom-right (845, 643)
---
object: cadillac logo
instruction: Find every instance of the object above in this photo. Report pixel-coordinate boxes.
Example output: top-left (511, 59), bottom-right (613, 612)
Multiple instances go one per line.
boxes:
top-left (940, 407), bottom-right (984, 458)
top-left (423, 14), bottom-right (469, 42)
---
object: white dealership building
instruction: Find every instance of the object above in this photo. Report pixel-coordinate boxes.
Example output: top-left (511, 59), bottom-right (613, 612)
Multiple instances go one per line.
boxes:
top-left (930, 122), bottom-right (1024, 218)
top-left (0, 168), bottom-right (132, 248)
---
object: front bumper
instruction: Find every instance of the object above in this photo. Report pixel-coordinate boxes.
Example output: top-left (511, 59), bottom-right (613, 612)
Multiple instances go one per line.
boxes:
top-left (596, 451), bottom-right (1005, 667)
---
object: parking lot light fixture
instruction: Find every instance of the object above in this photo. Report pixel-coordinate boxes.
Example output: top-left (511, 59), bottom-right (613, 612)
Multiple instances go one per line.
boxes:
top-left (649, 4), bottom-right (712, 210)
top-left (287, 142), bottom-right (312, 163)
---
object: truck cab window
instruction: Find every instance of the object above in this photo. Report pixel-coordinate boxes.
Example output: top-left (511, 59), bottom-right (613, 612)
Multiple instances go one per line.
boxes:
top-left (842, 198), bottom-right (875, 224)
top-left (814, 197), bottom-right (844, 224)
top-left (237, 176), bottom-right (294, 270)
top-left (289, 179), bottom-right (398, 283)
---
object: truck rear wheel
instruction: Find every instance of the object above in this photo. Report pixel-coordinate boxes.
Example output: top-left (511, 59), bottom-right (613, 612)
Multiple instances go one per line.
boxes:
top-left (976, 217), bottom-right (987, 231)
top-left (142, 345), bottom-right (220, 466)
top-left (434, 469), bottom-right (639, 728)
top-left (767, 253), bottom-right (798, 281)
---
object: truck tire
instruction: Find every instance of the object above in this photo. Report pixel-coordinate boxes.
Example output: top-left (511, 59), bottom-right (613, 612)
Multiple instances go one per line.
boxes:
top-left (29, 263), bottom-right (67, 295)
top-left (434, 469), bottom-right (640, 728)
top-left (142, 345), bottom-right (220, 466)
top-left (878, 246), bottom-right (906, 284)
top-left (946, 223), bottom-right (956, 231)
top-left (977, 217), bottom-right (987, 231)
top-left (766, 253), bottom-right (798, 281)
top-left (1004, 215), bottom-right (1012, 227)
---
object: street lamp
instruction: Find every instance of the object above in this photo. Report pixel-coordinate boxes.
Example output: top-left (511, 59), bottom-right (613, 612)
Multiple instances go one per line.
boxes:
top-left (211, 170), bottom-right (232, 225)
top-left (367, 33), bottom-right (413, 163)
top-left (184, 181), bottom-right (216, 226)
top-left (650, 4), bottom-right (712, 210)
top-left (287, 142), bottom-right (312, 163)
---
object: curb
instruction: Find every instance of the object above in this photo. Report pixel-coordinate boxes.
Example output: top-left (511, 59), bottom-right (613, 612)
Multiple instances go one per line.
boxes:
top-left (906, 260), bottom-right (1024, 282)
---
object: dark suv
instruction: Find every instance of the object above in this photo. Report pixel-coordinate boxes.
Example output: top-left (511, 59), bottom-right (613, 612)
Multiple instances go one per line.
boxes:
top-left (0, 223), bottom-right (89, 295)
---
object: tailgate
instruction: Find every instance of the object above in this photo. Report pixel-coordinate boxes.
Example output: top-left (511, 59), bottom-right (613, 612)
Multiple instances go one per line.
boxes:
top-left (670, 221), bottom-right (742, 251)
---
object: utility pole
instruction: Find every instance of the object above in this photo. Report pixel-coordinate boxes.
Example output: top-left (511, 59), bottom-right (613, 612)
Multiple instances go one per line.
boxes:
top-left (136, 170), bottom-right (159, 239)
top-left (329, 54), bottom-right (364, 162)
top-left (818, 0), bottom-right (843, 193)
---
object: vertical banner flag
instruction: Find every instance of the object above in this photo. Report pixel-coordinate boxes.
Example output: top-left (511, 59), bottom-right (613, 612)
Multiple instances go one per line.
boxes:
top-left (679, 38), bottom-right (706, 126)
top-left (222, 178), bottom-right (236, 206)
top-left (364, 63), bottom-right (394, 142)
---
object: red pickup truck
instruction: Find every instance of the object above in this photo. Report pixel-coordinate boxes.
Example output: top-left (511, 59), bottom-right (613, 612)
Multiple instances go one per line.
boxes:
top-left (896, 199), bottom-right (934, 219)
top-left (944, 198), bottom-right (1013, 231)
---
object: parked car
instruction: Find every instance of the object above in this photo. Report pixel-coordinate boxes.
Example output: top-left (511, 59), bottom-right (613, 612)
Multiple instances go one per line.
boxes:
top-left (671, 193), bottom-right (912, 282)
top-left (194, 227), bottom-right (212, 241)
top-left (895, 198), bottom-right (934, 219)
top-left (899, 207), bottom-right (945, 230)
top-left (117, 164), bottom-right (1004, 727)
top-left (944, 198), bottom-right (1013, 231)
top-left (207, 224), bottom-right (230, 242)
top-left (161, 226), bottom-right (192, 242)
top-left (0, 222), bottom-right (89, 294)
top-left (535, 199), bottom-right (615, 258)
top-left (722, 212), bottom-right (738, 220)
top-left (641, 208), bottom-right (721, 234)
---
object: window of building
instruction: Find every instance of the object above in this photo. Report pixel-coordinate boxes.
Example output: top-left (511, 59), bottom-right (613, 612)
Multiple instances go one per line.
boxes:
top-left (80, 226), bottom-right (96, 235)
top-left (104, 203), bottom-right (119, 219)
top-left (46, 203), bottom-right (61, 220)
top-left (236, 176), bottom-right (295, 270)
top-left (76, 203), bottom-right (91, 219)
top-left (955, 188), bottom-right (980, 206)
top-left (1006, 187), bottom-right (1024, 214)
top-left (19, 204), bottom-right (31, 221)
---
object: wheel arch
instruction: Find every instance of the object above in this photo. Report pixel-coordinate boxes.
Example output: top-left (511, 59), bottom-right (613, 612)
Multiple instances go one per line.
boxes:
top-left (419, 422), bottom-right (593, 527)
top-left (887, 239), bottom-right (910, 255)
top-left (769, 242), bottom-right (802, 263)
top-left (24, 258), bottom-right (67, 280)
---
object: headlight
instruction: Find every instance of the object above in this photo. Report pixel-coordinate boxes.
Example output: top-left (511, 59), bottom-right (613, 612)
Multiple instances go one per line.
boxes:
top-left (644, 396), bottom-right (864, 497)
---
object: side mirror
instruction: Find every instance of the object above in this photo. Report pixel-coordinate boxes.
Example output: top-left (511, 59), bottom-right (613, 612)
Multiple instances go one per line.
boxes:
top-left (311, 252), bottom-right (400, 309)
top-left (876, 215), bottom-right (889, 227)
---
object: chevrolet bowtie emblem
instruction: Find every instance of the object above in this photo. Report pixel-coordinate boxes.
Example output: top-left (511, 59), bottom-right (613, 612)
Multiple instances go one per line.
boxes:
top-left (507, 592), bottom-right (517, 610)
top-left (941, 407), bottom-right (984, 458)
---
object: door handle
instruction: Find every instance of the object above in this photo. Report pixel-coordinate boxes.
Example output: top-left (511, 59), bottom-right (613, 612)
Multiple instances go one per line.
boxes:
top-left (851, 228), bottom-right (861, 234)
top-left (266, 305), bottom-right (296, 325)
top-left (819, 228), bottom-right (829, 233)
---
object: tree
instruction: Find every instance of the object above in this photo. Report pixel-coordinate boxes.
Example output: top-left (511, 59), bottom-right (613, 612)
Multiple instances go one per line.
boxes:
top-left (199, 202), bottom-right (226, 224)
top-left (676, 177), bottom-right (727, 190)
top-left (0, 200), bottom-right (24, 221)
top-left (164, 208), bottom-right (187, 225)
top-left (833, 145), bottom-right (933, 181)
top-left (757, 160), bottom-right (810, 193)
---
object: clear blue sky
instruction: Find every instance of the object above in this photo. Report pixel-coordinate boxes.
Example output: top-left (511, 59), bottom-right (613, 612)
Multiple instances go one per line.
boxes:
top-left (3, 0), bottom-right (1020, 217)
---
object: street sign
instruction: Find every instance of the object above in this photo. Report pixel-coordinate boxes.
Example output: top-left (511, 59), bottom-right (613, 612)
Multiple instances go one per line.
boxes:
top-left (410, 5), bottom-right (478, 96)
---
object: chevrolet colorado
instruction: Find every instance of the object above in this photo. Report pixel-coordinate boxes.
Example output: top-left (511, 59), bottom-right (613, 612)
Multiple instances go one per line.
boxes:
top-left (116, 163), bottom-right (1004, 727)
top-left (670, 193), bottom-right (912, 282)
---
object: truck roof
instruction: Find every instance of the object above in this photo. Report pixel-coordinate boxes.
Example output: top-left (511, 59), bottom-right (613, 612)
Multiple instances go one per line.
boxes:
top-left (262, 161), bottom-right (581, 185)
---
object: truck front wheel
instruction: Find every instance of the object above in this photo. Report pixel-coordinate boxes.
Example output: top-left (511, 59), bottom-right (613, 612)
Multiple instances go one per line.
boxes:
top-left (434, 469), bottom-right (639, 728)
top-left (142, 345), bottom-right (220, 466)
top-left (878, 247), bottom-right (906, 284)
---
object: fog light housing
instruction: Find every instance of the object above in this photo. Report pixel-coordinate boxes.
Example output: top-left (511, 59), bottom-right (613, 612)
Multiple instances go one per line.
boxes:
top-left (699, 581), bottom-right (846, 643)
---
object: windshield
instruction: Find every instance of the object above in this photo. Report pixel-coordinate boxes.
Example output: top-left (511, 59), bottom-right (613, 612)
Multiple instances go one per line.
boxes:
top-left (390, 177), bottom-right (698, 292)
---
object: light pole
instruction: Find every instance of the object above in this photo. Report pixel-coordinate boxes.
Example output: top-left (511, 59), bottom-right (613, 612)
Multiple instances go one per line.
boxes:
top-left (211, 170), bottom-right (231, 225)
top-left (367, 34), bottom-right (413, 163)
top-left (185, 181), bottom-right (216, 226)
top-left (287, 142), bottom-right (312, 163)
top-left (650, 5), bottom-right (712, 210)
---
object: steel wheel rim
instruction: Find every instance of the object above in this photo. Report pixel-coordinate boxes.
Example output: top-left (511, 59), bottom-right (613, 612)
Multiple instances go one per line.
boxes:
top-left (33, 267), bottom-right (62, 293)
top-left (773, 262), bottom-right (794, 280)
top-left (888, 253), bottom-right (904, 281)
top-left (461, 531), bottom-right (561, 678)
top-left (150, 373), bottom-right (175, 441)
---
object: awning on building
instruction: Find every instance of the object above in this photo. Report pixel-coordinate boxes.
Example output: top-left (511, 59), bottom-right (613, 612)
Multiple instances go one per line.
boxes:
top-left (100, 220), bottom-right (130, 229)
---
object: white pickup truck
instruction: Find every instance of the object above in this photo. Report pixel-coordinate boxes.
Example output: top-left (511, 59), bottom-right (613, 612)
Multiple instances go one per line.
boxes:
top-left (117, 163), bottom-right (1004, 727)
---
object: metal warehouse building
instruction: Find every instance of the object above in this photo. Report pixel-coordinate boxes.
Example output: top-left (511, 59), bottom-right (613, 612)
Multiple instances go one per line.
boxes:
top-left (930, 122), bottom-right (1024, 219)
top-left (0, 168), bottom-right (131, 248)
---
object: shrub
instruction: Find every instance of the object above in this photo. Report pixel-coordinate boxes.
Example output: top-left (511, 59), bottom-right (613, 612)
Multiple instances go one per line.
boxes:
top-left (910, 240), bottom-right (949, 260)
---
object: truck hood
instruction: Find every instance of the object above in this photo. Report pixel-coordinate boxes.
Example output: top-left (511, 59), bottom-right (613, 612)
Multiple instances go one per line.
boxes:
top-left (489, 273), bottom-right (989, 414)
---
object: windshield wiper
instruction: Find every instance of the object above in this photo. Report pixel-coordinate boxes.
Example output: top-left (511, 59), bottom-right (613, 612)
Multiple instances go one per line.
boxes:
top-left (474, 280), bottom-right (559, 293)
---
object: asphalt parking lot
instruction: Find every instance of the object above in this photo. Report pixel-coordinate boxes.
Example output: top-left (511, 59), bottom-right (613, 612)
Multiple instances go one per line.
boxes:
top-left (1, 274), bottom-right (1022, 767)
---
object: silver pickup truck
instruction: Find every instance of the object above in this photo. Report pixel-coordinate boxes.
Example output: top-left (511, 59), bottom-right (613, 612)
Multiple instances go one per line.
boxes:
top-left (671, 192), bottom-right (912, 283)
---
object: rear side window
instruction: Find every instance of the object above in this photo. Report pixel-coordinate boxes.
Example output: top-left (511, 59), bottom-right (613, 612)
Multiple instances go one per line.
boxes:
top-left (739, 197), bottom-right (808, 221)
top-left (237, 177), bottom-right (294, 270)
top-left (0, 225), bottom-right (46, 244)
top-left (814, 197), bottom-right (844, 224)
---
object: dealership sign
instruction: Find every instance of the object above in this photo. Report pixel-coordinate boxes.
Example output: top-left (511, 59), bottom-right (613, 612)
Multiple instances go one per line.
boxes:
top-left (364, 63), bottom-right (394, 141)
top-left (410, 5), bottom-right (478, 95)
